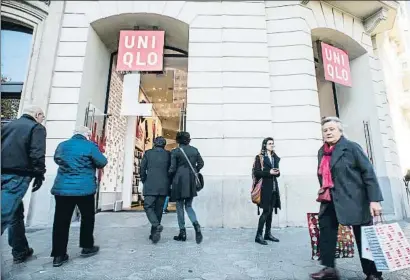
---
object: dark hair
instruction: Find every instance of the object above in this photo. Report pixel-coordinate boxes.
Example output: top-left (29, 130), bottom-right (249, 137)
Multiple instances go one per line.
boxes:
top-left (176, 131), bottom-right (191, 145)
top-left (153, 136), bottom-right (166, 148)
top-left (260, 137), bottom-right (274, 155)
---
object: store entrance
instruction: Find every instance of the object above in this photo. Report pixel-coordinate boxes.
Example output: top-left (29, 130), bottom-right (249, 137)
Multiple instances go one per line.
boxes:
top-left (93, 51), bottom-right (188, 213)
top-left (131, 68), bottom-right (187, 212)
top-left (312, 29), bottom-right (375, 163)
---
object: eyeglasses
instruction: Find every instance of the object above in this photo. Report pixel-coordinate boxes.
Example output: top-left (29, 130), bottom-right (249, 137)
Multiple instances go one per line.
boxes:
top-left (267, 143), bottom-right (275, 146)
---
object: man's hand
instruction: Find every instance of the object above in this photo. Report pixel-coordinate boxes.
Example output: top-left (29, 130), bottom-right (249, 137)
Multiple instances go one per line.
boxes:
top-left (370, 202), bottom-right (382, 217)
top-left (269, 168), bottom-right (280, 175)
top-left (32, 176), bottom-right (44, 192)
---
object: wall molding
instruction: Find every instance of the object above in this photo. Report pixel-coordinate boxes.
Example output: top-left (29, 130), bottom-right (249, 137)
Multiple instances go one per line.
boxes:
top-left (364, 7), bottom-right (388, 34)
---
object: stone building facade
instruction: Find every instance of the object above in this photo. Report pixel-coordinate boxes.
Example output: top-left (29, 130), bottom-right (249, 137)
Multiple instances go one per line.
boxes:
top-left (2, 0), bottom-right (409, 228)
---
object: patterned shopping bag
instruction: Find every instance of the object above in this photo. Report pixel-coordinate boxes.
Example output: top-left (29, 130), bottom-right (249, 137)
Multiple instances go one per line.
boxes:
top-left (362, 222), bottom-right (410, 272)
top-left (307, 213), bottom-right (355, 260)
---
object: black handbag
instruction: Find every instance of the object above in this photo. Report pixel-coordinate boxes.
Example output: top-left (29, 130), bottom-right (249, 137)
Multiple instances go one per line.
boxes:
top-left (179, 147), bottom-right (204, 192)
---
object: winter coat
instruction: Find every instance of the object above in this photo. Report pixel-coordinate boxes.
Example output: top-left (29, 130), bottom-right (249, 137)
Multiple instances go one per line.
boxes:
top-left (1, 114), bottom-right (46, 177)
top-left (140, 147), bottom-right (171, 196)
top-left (252, 153), bottom-right (281, 213)
top-left (51, 134), bottom-right (107, 196)
top-left (169, 144), bottom-right (204, 201)
top-left (317, 136), bottom-right (384, 225)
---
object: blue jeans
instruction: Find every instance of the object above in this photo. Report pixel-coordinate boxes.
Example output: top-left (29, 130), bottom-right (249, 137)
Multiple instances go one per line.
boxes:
top-left (176, 198), bottom-right (198, 229)
top-left (163, 196), bottom-right (169, 211)
top-left (1, 174), bottom-right (32, 258)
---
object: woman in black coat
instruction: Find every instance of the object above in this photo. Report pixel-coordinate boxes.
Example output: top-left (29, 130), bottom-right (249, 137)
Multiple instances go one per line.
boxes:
top-left (310, 116), bottom-right (383, 280)
top-left (252, 137), bottom-right (281, 245)
top-left (169, 131), bottom-right (204, 244)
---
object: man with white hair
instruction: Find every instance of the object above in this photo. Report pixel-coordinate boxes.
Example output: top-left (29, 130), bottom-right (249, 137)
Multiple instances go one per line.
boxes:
top-left (1, 104), bottom-right (47, 263)
top-left (50, 125), bottom-right (107, 267)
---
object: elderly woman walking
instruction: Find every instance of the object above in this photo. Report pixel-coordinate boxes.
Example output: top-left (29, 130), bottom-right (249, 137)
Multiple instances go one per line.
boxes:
top-left (310, 117), bottom-right (383, 280)
top-left (50, 126), bottom-right (107, 267)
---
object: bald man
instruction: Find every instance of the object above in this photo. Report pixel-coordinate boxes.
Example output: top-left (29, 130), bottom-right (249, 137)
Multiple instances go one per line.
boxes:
top-left (1, 105), bottom-right (47, 263)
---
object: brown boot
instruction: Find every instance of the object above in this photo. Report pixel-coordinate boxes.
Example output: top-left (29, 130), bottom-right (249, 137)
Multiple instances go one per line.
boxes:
top-left (310, 267), bottom-right (340, 280)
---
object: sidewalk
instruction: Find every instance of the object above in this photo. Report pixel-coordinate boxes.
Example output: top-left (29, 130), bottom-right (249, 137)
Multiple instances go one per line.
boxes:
top-left (2, 212), bottom-right (410, 280)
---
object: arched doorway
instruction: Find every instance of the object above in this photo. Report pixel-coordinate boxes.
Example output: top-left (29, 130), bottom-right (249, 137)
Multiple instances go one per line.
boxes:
top-left (83, 13), bottom-right (189, 212)
top-left (312, 27), bottom-right (396, 214)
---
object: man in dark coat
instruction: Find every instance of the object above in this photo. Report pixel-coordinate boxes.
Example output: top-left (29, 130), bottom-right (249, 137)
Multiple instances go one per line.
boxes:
top-left (141, 136), bottom-right (171, 244)
top-left (1, 105), bottom-right (46, 263)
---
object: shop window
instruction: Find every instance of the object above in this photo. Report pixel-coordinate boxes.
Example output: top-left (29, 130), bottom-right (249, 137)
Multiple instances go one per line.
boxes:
top-left (1, 20), bottom-right (33, 122)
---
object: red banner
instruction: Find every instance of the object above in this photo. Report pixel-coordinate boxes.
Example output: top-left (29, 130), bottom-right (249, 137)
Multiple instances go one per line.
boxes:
top-left (116, 30), bottom-right (165, 72)
top-left (321, 42), bottom-right (352, 87)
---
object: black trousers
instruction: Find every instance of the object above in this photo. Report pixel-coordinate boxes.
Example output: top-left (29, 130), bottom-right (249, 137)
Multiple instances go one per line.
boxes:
top-left (319, 202), bottom-right (381, 277)
top-left (257, 208), bottom-right (273, 234)
top-left (51, 195), bottom-right (95, 257)
top-left (144, 195), bottom-right (166, 232)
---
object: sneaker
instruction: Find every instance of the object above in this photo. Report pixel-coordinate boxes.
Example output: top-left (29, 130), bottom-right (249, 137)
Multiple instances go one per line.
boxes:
top-left (53, 254), bottom-right (69, 267)
top-left (81, 246), bottom-right (100, 257)
top-left (13, 248), bottom-right (34, 264)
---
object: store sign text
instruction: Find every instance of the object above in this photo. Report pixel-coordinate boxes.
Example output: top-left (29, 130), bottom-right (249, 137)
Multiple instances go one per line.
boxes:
top-left (116, 30), bottom-right (165, 72)
top-left (321, 42), bottom-right (351, 87)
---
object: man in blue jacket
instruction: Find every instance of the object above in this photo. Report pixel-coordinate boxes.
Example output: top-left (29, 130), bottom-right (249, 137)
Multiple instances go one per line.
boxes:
top-left (50, 126), bottom-right (107, 267)
top-left (1, 105), bottom-right (46, 264)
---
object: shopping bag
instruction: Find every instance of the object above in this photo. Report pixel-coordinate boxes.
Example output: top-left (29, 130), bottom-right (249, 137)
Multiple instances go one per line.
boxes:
top-left (307, 213), bottom-right (355, 260)
top-left (362, 222), bottom-right (410, 272)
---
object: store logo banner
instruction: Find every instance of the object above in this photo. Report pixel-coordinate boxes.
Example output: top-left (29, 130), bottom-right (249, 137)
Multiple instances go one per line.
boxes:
top-left (321, 42), bottom-right (352, 87)
top-left (116, 30), bottom-right (165, 72)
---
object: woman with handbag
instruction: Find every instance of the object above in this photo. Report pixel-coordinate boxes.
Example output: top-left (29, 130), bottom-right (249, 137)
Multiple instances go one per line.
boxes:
top-left (169, 131), bottom-right (204, 244)
top-left (310, 117), bottom-right (383, 280)
top-left (252, 137), bottom-right (281, 245)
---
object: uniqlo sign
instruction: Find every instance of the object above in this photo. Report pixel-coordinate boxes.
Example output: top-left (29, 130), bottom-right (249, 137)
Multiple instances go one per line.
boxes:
top-left (321, 42), bottom-right (352, 87)
top-left (116, 30), bottom-right (165, 72)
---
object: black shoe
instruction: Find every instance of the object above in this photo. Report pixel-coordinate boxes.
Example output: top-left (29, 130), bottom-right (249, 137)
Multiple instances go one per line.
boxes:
top-left (53, 254), bottom-right (69, 267)
top-left (13, 248), bottom-right (34, 264)
top-left (163, 209), bottom-right (169, 214)
top-left (264, 232), bottom-right (280, 242)
top-left (255, 233), bottom-right (268, 245)
top-left (193, 222), bottom-right (203, 244)
top-left (81, 246), bottom-right (99, 257)
top-left (173, 228), bottom-right (187, 241)
top-left (151, 225), bottom-right (163, 244)
top-left (366, 275), bottom-right (383, 280)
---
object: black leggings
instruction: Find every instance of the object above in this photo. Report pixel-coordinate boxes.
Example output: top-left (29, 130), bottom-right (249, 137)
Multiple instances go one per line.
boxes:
top-left (257, 208), bottom-right (273, 234)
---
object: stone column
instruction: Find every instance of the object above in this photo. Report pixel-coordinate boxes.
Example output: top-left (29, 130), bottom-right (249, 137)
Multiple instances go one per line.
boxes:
top-left (265, 2), bottom-right (323, 226)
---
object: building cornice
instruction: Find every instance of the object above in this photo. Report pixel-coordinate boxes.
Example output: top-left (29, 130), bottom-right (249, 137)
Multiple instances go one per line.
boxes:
top-left (364, 7), bottom-right (388, 34)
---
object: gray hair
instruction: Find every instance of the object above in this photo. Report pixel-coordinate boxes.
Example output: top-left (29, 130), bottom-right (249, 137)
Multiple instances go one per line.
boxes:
top-left (73, 125), bottom-right (91, 137)
top-left (23, 105), bottom-right (43, 118)
top-left (321, 116), bottom-right (344, 133)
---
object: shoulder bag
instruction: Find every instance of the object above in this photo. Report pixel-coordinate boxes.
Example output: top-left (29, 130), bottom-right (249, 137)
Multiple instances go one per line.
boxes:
top-left (179, 147), bottom-right (204, 192)
top-left (251, 155), bottom-right (264, 205)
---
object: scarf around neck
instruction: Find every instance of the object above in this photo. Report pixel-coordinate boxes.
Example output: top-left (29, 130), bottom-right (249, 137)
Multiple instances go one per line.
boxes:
top-left (318, 143), bottom-right (335, 189)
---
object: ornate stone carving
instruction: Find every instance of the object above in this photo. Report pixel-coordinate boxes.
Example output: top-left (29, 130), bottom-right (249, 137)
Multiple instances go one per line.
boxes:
top-left (300, 0), bottom-right (310, 4)
top-left (364, 7), bottom-right (388, 34)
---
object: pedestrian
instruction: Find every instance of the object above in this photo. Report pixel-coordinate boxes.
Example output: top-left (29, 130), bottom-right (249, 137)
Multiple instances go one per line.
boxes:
top-left (1, 105), bottom-right (46, 263)
top-left (169, 131), bottom-right (204, 244)
top-left (252, 137), bottom-right (281, 245)
top-left (50, 126), bottom-right (107, 267)
top-left (310, 116), bottom-right (383, 280)
top-left (141, 136), bottom-right (171, 243)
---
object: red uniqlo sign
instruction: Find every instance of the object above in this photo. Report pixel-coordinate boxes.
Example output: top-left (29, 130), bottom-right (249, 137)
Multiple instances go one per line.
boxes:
top-left (116, 30), bottom-right (165, 72)
top-left (321, 42), bottom-right (352, 87)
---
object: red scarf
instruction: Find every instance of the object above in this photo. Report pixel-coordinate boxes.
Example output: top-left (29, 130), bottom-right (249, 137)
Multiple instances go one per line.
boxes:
top-left (318, 143), bottom-right (335, 189)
